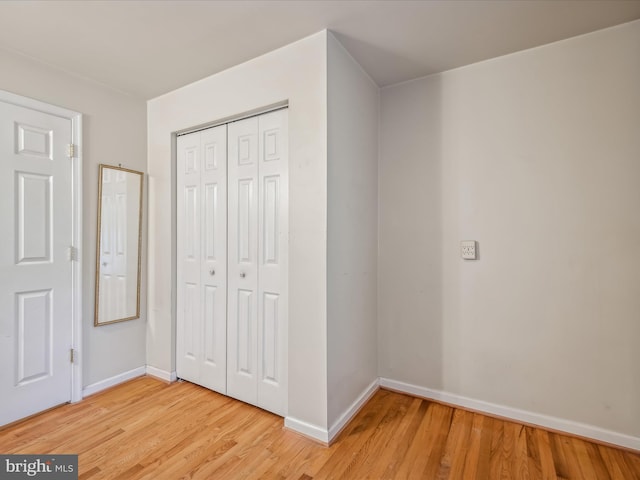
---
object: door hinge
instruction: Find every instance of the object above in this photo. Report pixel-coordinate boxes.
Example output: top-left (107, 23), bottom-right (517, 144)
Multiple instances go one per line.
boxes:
top-left (69, 245), bottom-right (78, 261)
top-left (70, 348), bottom-right (75, 364)
top-left (67, 144), bottom-right (76, 158)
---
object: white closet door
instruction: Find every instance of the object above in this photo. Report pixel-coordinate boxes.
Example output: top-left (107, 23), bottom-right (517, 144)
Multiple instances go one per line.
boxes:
top-left (227, 117), bottom-right (259, 406)
top-left (227, 110), bottom-right (288, 415)
top-left (176, 125), bottom-right (227, 393)
top-left (257, 109), bottom-right (288, 416)
top-left (177, 109), bottom-right (288, 416)
top-left (177, 132), bottom-right (201, 385)
top-left (199, 126), bottom-right (228, 391)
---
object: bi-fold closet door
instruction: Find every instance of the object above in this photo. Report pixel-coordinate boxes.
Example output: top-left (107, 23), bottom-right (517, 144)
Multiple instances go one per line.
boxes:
top-left (176, 109), bottom-right (288, 417)
top-left (176, 125), bottom-right (228, 394)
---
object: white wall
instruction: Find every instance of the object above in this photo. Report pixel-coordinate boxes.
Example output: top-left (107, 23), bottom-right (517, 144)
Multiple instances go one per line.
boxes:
top-left (146, 32), bottom-right (329, 430)
top-left (326, 33), bottom-right (379, 429)
top-left (0, 48), bottom-right (148, 387)
top-left (379, 20), bottom-right (640, 441)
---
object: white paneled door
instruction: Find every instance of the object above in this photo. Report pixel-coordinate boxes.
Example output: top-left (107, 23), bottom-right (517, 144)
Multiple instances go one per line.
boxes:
top-left (176, 108), bottom-right (288, 417)
top-left (0, 99), bottom-right (73, 426)
top-left (228, 110), bottom-right (288, 416)
top-left (177, 124), bottom-right (228, 393)
top-left (256, 110), bottom-right (288, 416)
top-left (227, 116), bottom-right (259, 406)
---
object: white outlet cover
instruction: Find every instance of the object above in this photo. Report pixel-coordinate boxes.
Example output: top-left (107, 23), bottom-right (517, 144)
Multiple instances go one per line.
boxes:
top-left (461, 240), bottom-right (477, 260)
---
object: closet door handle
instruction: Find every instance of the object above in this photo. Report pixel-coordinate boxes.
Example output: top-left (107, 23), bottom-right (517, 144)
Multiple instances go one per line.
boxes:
top-left (240, 272), bottom-right (246, 278)
top-left (209, 269), bottom-right (215, 276)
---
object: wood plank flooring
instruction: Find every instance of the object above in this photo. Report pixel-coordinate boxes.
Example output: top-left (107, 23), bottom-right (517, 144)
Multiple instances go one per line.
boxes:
top-left (0, 376), bottom-right (638, 479)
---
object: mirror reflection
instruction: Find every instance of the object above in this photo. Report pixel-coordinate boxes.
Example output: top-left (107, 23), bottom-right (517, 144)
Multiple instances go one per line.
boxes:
top-left (95, 164), bottom-right (143, 326)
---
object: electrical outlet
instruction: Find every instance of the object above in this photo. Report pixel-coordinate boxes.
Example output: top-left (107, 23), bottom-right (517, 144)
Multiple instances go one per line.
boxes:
top-left (461, 240), bottom-right (477, 260)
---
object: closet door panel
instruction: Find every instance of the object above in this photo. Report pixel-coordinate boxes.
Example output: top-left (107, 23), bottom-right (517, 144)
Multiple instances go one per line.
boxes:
top-left (176, 125), bottom-right (227, 394)
top-left (176, 132), bottom-right (202, 383)
top-left (200, 125), bottom-right (227, 392)
top-left (257, 109), bottom-right (288, 416)
top-left (227, 117), bottom-right (259, 406)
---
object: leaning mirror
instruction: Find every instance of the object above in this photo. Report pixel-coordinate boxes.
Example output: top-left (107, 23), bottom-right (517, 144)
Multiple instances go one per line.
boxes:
top-left (94, 164), bottom-right (143, 326)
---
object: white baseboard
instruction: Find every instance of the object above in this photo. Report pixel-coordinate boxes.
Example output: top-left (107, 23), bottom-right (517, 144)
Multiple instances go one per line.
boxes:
top-left (284, 416), bottom-right (329, 444)
top-left (82, 366), bottom-right (146, 397)
top-left (146, 365), bottom-right (177, 383)
top-left (328, 378), bottom-right (380, 443)
top-left (285, 378), bottom-right (380, 445)
top-left (379, 377), bottom-right (640, 452)
top-left (81, 365), bottom-right (176, 399)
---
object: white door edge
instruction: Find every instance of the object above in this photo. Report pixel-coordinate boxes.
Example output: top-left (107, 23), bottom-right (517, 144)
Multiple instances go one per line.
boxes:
top-left (0, 89), bottom-right (83, 403)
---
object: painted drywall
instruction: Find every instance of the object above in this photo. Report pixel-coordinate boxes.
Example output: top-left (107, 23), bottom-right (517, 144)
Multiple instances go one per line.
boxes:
top-left (146, 32), bottom-right (329, 429)
top-left (0, 48), bottom-right (148, 387)
top-left (326, 33), bottom-right (379, 428)
top-left (379, 20), bottom-right (640, 438)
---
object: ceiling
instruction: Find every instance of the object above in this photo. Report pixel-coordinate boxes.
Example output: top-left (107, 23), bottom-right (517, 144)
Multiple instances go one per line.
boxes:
top-left (0, 0), bottom-right (639, 100)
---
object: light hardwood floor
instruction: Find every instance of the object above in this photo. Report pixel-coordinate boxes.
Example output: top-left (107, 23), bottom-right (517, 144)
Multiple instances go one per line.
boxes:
top-left (0, 376), bottom-right (638, 479)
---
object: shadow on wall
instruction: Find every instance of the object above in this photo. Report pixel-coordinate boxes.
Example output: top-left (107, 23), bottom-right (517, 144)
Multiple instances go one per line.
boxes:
top-left (332, 32), bottom-right (428, 87)
top-left (378, 73), bottom-right (445, 390)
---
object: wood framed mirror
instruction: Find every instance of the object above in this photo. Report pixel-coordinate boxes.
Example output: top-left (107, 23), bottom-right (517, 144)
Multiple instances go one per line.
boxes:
top-left (94, 164), bottom-right (143, 326)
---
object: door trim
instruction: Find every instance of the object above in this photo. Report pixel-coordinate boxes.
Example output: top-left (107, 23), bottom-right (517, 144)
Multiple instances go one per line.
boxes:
top-left (175, 102), bottom-right (288, 137)
top-left (0, 89), bottom-right (83, 403)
